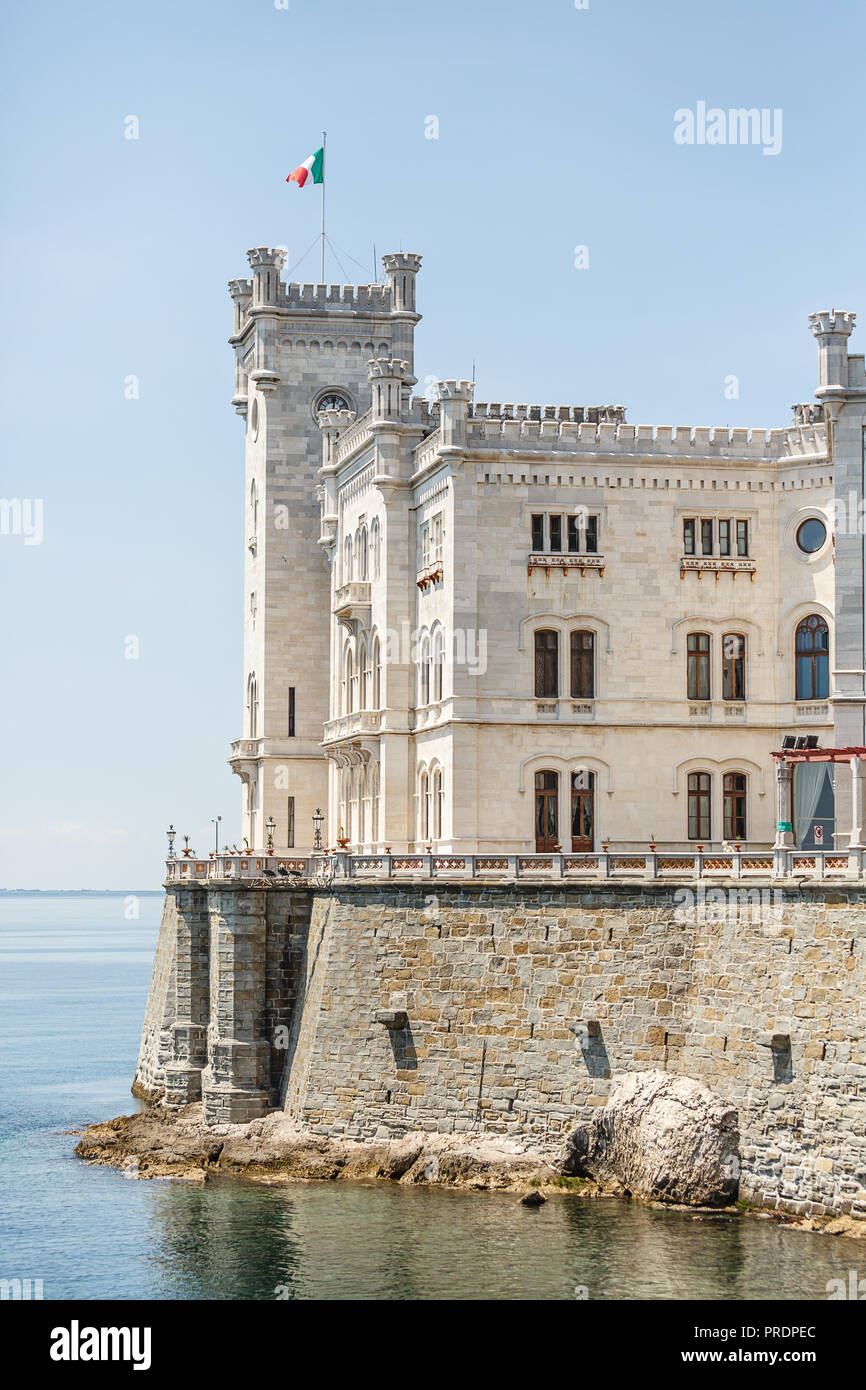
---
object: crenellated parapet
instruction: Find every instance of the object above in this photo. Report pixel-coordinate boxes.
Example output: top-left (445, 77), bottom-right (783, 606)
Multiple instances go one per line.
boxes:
top-left (472, 402), bottom-right (626, 424)
top-left (462, 416), bottom-right (828, 461)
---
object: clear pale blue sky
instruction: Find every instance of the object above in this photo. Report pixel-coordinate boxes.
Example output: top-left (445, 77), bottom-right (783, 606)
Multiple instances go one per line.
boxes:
top-left (1, 0), bottom-right (863, 888)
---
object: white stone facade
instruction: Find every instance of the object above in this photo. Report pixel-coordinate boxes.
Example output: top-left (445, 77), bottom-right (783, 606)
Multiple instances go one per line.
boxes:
top-left (229, 251), bottom-right (866, 853)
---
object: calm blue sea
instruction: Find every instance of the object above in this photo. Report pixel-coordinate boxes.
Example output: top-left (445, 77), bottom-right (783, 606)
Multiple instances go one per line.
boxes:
top-left (0, 894), bottom-right (862, 1301)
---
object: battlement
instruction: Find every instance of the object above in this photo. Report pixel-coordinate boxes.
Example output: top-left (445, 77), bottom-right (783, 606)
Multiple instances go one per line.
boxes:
top-left (471, 403), bottom-right (626, 424)
top-left (464, 416), bottom-right (828, 462)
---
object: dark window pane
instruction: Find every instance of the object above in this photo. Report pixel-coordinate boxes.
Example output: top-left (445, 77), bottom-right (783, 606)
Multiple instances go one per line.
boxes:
top-left (567, 516), bottom-right (579, 552)
top-left (585, 515), bottom-right (598, 553)
top-left (549, 515), bottom-right (562, 552)
top-left (531, 514), bottom-right (544, 551)
top-left (683, 519), bottom-right (695, 555)
top-left (534, 630), bottom-right (559, 698)
top-left (701, 519), bottom-right (714, 555)
top-left (570, 630), bottom-right (595, 698)
top-left (687, 633), bottom-right (711, 700)
top-left (722, 634), bottom-right (745, 701)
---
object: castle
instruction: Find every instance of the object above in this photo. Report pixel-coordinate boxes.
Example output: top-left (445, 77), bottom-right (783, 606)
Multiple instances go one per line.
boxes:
top-left (227, 248), bottom-right (866, 855)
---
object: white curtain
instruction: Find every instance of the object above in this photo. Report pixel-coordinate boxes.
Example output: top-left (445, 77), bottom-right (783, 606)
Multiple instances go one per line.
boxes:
top-left (794, 763), bottom-right (828, 847)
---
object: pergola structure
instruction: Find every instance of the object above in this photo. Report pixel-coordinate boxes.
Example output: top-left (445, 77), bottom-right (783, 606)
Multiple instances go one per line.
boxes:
top-left (771, 746), bottom-right (866, 850)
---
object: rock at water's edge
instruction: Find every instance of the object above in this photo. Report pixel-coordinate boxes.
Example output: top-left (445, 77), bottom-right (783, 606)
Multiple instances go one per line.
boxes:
top-left (561, 1071), bottom-right (740, 1208)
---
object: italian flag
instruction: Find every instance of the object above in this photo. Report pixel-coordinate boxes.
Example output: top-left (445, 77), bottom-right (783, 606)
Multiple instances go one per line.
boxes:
top-left (286, 147), bottom-right (324, 187)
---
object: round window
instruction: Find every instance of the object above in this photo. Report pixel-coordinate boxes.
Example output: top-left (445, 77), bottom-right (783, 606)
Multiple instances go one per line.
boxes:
top-left (796, 518), bottom-right (827, 554)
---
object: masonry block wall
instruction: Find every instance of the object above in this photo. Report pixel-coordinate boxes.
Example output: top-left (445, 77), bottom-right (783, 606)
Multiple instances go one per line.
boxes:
top-left (137, 881), bottom-right (866, 1218)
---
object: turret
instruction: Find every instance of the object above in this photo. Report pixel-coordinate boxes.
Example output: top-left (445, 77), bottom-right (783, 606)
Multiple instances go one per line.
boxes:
top-left (434, 379), bottom-right (474, 451)
top-left (383, 252), bottom-right (422, 314)
top-left (247, 246), bottom-right (286, 308)
top-left (368, 357), bottom-right (409, 422)
top-left (809, 309), bottom-right (857, 397)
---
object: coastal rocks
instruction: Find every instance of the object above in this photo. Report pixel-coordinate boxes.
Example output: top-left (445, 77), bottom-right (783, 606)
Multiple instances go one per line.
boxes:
top-left (562, 1071), bottom-right (740, 1208)
top-left (75, 1105), bottom-right (558, 1192)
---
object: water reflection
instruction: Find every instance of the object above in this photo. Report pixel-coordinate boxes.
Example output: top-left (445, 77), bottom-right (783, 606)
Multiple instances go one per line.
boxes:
top-left (145, 1178), bottom-right (858, 1302)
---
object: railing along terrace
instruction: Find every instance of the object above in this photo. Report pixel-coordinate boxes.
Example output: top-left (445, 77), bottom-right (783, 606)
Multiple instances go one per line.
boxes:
top-left (165, 849), bottom-right (866, 885)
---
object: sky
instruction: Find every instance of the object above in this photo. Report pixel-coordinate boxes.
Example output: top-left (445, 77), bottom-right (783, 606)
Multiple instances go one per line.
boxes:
top-left (1, 0), bottom-right (864, 889)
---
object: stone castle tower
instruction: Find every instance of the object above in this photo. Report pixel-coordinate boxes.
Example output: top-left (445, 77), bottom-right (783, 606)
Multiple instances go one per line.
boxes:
top-left (227, 249), bottom-right (422, 851)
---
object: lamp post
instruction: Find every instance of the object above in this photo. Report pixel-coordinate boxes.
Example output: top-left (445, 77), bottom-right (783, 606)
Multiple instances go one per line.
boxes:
top-left (265, 816), bottom-right (276, 854)
top-left (212, 816), bottom-right (221, 856)
top-left (166, 824), bottom-right (176, 858)
top-left (312, 808), bottom-right (324, 850)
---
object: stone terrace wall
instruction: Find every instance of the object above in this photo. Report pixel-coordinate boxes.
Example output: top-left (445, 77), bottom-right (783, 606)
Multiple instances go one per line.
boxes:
top-left (281, 883), bottom-right (866, 1219)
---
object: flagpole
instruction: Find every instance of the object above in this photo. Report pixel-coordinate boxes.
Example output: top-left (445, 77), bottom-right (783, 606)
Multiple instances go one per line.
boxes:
top-left (320, 130), bottom-right (326, 282)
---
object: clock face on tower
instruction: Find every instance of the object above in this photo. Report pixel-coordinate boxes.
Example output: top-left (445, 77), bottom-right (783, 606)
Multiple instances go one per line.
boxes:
top-left (316, 391), bottom-right (350, 413)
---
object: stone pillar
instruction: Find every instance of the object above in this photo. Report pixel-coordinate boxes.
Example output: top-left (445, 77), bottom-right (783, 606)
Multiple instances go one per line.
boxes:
top-left (774, 761), bottom-right (794, 848)
top-left (201, 888), bottom-right (272, 1125)
top-left (849, 756), bottom-right (864, 849)
top-left (434, 379), bottom-right (474, 452)
top-left (162, 887), bottom-right (210, 1107)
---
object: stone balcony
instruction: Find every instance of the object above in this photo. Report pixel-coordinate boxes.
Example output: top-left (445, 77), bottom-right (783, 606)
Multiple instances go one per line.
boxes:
top-left (528, 552), bottom-right (604, 577)
top-left (323, 710), bottom-right (383, 742)
top-left (333, 581), bottom-right (371, 624)
top-left (680, 556), bottom-right (756, 581)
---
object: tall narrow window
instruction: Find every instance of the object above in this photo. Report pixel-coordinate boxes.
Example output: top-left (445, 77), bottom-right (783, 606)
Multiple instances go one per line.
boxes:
top-left (584, 514), bottom-right (598, 553)
top-left (432, 627), bottom-right (444, 702)
top-left (571, 770), bottom-right (594, 851)
top-left (683, 518), bottom-right (696, 555)
top-left (372, 635), bottom-right (382, 709)
top-left (687, 772), bottom-right (711, 840)
top-left (358, 636), bottom-right (367, 709)
top-left (420, 633), bottom-right (431, 705)
top-left (549, 515), bottom-right (562, 552)
top-left (357, 525), bottom-right (368, 581)
top-left (419, 770), bottom-right (430, 840)
top-left (535, 770), bottom-right (559, 850)
top-left (432, 768), bottom-right (443, 839)
top-left (723, 773), bottom-right (746, 840)
top-left (345, 648), bottom-right (354, 714)
top-left (700, 519), bottom-right (714, 555)
top-left (286, 797), bottom-right (295, 849)
top-left (343, 536), bottom-right (352, 583)
top-left (531, 514), bottom-right (544, 551)
top-left (567, 515), bottom-right (580, 553)
top-left (247, 674), bottom-right (258, 739)
top-left (570, 630), bottom-right (595, 699)
top-left (288, 687), bottom-right (296, 737)
top-left (687, 632), bottom-right (711, 701)
top-left (718, 519), bottom-right (731, 556)
top-left (736, 520), bottom-right (749, 557)
top-left (371, 518), bottom-right (381, 579)
top-left (534, 629), bottom-right (559, 698)
top-left (796, 615), bottom-right (829, 699)
top-left (370, 764), bottom-right (380, 844)
top-left (722, 634), bottom-right (745, 701)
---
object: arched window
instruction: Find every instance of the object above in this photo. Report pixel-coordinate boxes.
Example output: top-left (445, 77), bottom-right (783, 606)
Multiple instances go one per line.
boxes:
top-left (723, 772), bottom-right (747, 840)
top-left (419, 769), bottom-right (430, 840)
top-left (722, 633), bottom-right (746, 701)
top-left (535, 770), bottom-right (559, 850)
top-left (358, 766), bottom-right (367, 844)
top-left (570, 630), bottom-right (595, 699)
top-left (348, 768), bottom-right (359, 844)
top-left (247, 776), bottom-right (258, 851)
top-left (372, 635), bottom-right (382, 709)
top-left (356, 525), bottom-right (368, 581)
top-left (358, 635), bottom-right (367, 710)
top-left (343, 536), bottom-right (353, 583)
top-left (687, 772), bottom-right (712, 841)
top-left (344, 647), bottom-right (354, 714)
top-left (687, 633), bottom-right (711, 701)
top-left (432, 627), bottom-right (445, 702)
top-left (534, 630), bottom-right (559, 699)
top-left (371, 518), bottom-right (381, 579)
top-left (249, 480), bottom-right (258, 536)
top-left (370, 763), bottom-right (380, 844)
top-left (247, 673), bottom-right (258, 739)
top-left (420, 632), bottom-right (431, 705)
top-left (432, 767), bottom-right (443, 839)
top-left (338, 768), bottom-right (348, 842)
top-left (796, 615), bottom-right (829, 699)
